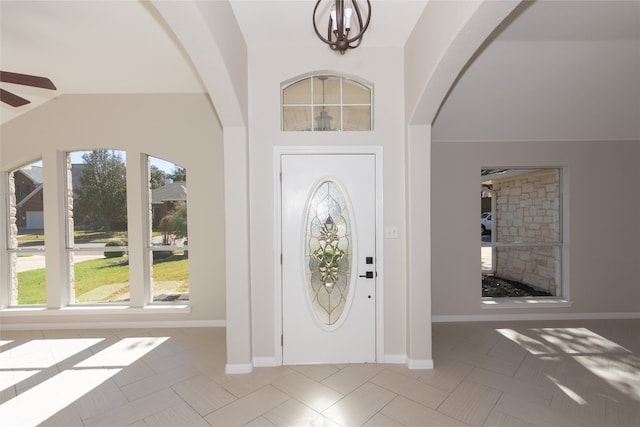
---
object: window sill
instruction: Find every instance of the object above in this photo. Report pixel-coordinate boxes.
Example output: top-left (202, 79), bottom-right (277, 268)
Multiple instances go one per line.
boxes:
top-left (0, 305), bottom-right (191, 316)
top-left (481, 298), bottom-right (572, 309)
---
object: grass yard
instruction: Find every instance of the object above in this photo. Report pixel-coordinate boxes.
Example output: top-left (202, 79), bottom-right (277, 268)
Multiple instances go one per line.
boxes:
top-left (15, 268), bottom-right (47, 305)
top-left (153, 256), bottom-right (190, 293)
top-left (17, 256), bottom-right (188, 304)
top-left (17, 233), bottom-right (45, 243)
top-left (73, 256), bottom-right (130, 302)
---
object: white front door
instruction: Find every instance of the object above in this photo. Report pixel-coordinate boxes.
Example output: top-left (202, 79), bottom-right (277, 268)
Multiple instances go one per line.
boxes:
top-left (281, 153), bottom-right (377, 364)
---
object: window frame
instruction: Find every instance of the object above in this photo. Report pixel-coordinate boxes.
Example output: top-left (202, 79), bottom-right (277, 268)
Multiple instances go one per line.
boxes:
top-left (1, 150), bottom-right (191, 314)
top-left (5, 160), bottom-right (47, 306)
top-left (146, 155), bottom-right (189, 304)
top-left (281, 73), bottom-right (373, 132)
top-left (65, 150), bottom-right (130, 305)
top-left (481, 167), bottom-right (570, 308)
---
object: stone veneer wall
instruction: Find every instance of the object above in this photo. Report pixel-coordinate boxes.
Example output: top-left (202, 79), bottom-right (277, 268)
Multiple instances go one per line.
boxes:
top-left (494, 169), bottom-right (561, 295)
top-left (67, 154), bottom-right (76, 302)
top-left (8, 172), bottom-right (19, 305)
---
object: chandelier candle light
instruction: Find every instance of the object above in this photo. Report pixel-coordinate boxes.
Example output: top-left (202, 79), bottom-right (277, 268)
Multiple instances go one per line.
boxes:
top-left (312, 0), bottom-right (371, 54)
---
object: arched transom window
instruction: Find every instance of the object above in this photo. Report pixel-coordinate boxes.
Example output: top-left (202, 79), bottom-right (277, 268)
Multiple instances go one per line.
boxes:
top-left (282, 74), bottom-right (372, 131)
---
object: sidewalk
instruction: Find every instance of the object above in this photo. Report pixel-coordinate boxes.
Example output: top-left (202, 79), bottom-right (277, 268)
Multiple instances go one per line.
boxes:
top-left (16, 252), bottom-right (105, 273)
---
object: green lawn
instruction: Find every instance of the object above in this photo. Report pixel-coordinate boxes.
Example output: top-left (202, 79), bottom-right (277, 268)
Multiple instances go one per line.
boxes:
top-left (17, 233), bottom-right (45, 243)
top-left (72, 256), bottom-right (131, 300)
top-left (17, 256), bottom-right (188, 304)
top-left (15, 268), bottom-right (47, 305)
top-left (153, 257), bottom-right (190, 281)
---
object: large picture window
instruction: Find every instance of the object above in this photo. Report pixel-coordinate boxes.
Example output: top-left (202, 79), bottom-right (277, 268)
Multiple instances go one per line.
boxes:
top-left (481, 168), bottom-right (563, 299)
top-left (3, 150), bottom-right (192, 310)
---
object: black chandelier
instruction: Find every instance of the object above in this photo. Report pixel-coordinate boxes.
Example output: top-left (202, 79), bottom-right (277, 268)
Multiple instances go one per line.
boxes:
top-left (312, 0), bottom-right (371, 54)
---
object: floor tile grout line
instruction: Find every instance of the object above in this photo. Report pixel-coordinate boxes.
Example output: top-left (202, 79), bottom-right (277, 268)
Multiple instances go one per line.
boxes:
top-left (366, 371), bottom-right (447, 413)
top-left (2, 322), bottom-right (639, 427)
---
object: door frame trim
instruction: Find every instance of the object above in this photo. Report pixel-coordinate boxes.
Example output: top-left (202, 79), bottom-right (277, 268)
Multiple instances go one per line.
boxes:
top-left (273, 146), bottom-right (384, 365)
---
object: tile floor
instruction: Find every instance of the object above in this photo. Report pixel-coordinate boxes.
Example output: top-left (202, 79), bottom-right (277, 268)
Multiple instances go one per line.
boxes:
top-left (1, 319), bottom-right (639, 426)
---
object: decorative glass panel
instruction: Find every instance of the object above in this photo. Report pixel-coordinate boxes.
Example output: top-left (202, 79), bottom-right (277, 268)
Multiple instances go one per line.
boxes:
top-left (306, 181), bottom-right (352, 325)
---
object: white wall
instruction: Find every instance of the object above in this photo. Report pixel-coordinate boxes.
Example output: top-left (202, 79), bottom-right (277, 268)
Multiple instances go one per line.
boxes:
top-left (432, 38), bottom-right (640, 142)
top-left (0, 93), bottom-right (226, 326)
top-left (431, 139), bottom-right (640, 318)
top-left (429, 1), bottom-right (640, 319)
top-left (247, 45), bottom-right (408, 362)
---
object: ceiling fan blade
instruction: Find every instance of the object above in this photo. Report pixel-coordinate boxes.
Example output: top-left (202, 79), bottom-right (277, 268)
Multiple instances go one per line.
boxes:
top-left (0, 88), bottom-right (31, 107)
top-left (0, 71), bottom-right (57, 90)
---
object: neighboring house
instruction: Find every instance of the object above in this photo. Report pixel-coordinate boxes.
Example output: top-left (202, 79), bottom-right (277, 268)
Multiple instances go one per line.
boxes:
top-left (13, 166), bottom-right (44, 230)
top-left (68, 163), bottom-right (91, 228)
top-left (151, 181), bottom-right (186, 229)
top-left (70, 163), bottom-right (85, 196)
top-left (12, 163), bottom-right (89, 230)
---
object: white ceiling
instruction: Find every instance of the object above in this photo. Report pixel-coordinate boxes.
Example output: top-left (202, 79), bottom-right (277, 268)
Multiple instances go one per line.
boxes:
top-left (2, 0), bottom-right (639, 138)
top-left (229, 0), bottom-right (426, 47)
top-left (0, 0), bottom-right (205, 123)
top-left (0, 1), bottom-right (204, 93)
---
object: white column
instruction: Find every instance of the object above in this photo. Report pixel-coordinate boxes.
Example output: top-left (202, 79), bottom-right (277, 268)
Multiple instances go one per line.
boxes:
top-left (407, 124), bottom-right (433, 369)
top-left (127, 153), bottom-right (151, 307)
top-left (44, 150), bottom-right (72, 308)
top-left (223, 126), bottom-right (253, 373)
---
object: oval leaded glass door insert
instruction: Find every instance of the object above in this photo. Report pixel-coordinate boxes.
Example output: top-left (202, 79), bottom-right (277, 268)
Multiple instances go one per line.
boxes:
top-left (306, 180), bottom-right (353, 326)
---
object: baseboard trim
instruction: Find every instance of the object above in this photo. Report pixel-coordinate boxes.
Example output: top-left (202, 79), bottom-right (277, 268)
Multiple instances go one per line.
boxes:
top-left (253, 357), bottom-right (279, 367)
top-left (383, 354), bottom-right (407, 364)
top-left (225, 363), bottom-right (253, 374)
top-left (433, 312), bottom-right (640, 323)
top-left (408, 359), bottom-right (434, 370)
top-left (0, 320), bottom-right (226, 330)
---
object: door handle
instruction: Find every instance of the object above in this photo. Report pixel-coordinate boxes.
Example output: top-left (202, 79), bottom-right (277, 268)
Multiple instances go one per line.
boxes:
top-left (359, 271), bottom-right (374, 279)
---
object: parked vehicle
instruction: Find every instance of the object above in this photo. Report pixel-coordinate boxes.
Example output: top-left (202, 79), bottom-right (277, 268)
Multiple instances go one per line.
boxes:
top-left (481, 212), bottom-right (492, 234)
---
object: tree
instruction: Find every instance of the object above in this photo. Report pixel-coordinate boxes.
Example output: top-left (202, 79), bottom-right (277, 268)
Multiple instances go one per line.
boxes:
top-left (171, 166), bottom-right (186, 183)
top-left (74, 150), bottom-right (127, 231)
top-left (149, 165), bottom-right (167, 189)
top-left (159, 201), bottom-right (187, 244)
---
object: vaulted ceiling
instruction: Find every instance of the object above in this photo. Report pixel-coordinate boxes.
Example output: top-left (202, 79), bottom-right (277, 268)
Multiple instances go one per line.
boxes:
top-left (433, 0), bottom-right (640, 141)
top-left (1, 0), bottom-right (639, 140)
